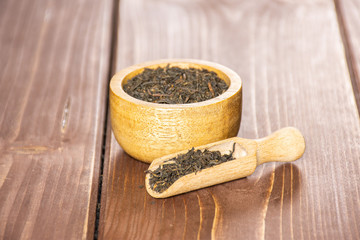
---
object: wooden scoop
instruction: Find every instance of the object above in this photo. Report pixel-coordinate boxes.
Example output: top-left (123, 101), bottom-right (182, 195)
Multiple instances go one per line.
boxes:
top-left (145, 127), bottom-right (305, 198)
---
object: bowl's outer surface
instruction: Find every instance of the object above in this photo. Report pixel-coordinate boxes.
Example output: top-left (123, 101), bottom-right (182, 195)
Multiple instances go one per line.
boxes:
top-left (110, 59), bottom-right (242, 163)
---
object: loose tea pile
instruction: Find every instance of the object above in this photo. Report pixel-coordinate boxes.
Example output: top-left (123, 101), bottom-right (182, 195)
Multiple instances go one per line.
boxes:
top-left (123, 66), bottom-right (229, 104)
top-left (146, 144), bottom-right (236, 193)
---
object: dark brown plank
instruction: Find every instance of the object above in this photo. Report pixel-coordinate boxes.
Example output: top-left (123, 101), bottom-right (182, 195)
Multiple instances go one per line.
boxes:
top-left (100, 0), bottom-right (360, 239)
top-left (0, 0), bottom-right (113, 239)
top-left (335, 0), bottom-right (360, 109)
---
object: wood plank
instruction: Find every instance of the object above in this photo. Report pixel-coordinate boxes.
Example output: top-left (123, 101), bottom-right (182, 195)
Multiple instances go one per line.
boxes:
top-left (99, 0), bottom-right (360, 239)
top-left (0, 0), bottom-right (113, 239)
top-left (335, 0), bottom-right (360, 110)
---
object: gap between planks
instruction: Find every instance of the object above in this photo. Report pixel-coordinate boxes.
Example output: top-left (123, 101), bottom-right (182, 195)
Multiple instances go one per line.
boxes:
top-left (333, 0), bottom-right (360, 115)
top-left (93, 0), bottom-right (120, 239)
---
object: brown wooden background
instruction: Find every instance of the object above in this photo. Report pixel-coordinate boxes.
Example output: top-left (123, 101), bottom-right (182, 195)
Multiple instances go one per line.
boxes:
top-left (1, 0), bottom-right (360, 239)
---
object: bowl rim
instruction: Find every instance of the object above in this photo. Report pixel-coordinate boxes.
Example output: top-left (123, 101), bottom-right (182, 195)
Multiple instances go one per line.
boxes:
top-left (110, 59), bottom-right (242, 109)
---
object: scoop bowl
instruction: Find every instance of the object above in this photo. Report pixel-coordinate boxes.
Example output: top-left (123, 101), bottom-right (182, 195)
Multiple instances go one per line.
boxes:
top-left (145, 127), bottom-right (305, 198)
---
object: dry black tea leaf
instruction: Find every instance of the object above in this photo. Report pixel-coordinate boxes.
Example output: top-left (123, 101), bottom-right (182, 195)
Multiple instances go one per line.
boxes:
top-left (123, 66), bottom-right (229, 104)
top-left (146, 143), bottom-right (236, 193)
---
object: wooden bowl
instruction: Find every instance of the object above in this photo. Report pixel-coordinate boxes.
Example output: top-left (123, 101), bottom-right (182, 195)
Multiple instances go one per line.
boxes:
top-left (109, 59), bottom-right (242, 163)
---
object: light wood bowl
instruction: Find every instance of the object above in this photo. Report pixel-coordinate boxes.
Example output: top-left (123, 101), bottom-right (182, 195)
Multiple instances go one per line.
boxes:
top-left (109, 59), bottom-right (242, 163)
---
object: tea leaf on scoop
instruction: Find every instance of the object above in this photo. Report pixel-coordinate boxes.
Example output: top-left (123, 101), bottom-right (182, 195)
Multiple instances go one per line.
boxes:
top-left (146, 143), bottom-right (236, 193)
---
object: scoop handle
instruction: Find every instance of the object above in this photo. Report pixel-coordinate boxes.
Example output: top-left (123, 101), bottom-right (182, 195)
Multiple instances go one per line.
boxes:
top-left (255, 127), bottom-right (305, 165)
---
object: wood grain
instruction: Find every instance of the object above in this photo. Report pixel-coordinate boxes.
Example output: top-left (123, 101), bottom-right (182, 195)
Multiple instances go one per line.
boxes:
top-left (0, 0), bottom-right (113, 239)
top-left (335, 0), bottom-right (360, 110)
top-left (99, 0), bottom-right (360, 239)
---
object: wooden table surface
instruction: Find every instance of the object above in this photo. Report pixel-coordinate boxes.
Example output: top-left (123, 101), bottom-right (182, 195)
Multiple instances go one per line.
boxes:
top-left (1, 0), bottom-right (360, 239)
